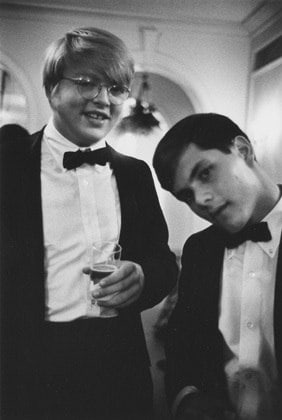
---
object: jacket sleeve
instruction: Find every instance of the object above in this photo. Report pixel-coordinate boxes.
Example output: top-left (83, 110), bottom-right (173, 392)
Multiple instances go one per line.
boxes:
top-left (122, 159), bottom-right (178, 312)
top-left (164, 233), bottom-right (228, 408)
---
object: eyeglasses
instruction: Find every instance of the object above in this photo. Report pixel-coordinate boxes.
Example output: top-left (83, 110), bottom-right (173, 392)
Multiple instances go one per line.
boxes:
top-left (62, 76), bottom-right (130, 105)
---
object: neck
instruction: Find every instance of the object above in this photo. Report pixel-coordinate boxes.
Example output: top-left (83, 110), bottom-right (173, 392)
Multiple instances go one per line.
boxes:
top-left (252, 173), bottom-right (280, 223)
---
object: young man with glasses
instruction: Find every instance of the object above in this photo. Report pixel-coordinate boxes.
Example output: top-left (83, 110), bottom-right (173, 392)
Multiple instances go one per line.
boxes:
top-left (0, 27), bottom-right (178, 420)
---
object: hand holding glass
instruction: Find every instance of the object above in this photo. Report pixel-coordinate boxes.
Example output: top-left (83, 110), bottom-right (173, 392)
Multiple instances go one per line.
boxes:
top-left (90, 241), bottom-right (121, 316)
top-left (91, 241), bottom-right (121, 282)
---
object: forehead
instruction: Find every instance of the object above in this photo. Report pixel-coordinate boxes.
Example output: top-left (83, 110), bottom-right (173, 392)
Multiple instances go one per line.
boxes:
top-left (172, 143), bottom-right (225, 193)
top-left (64, 61), bottom-right (106, 79)
top-left (65, 60), bottom-right (123, 85)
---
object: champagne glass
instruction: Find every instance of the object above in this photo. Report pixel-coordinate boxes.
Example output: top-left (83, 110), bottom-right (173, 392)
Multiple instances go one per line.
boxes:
top-left (90, 240), bottom-right (122, 317)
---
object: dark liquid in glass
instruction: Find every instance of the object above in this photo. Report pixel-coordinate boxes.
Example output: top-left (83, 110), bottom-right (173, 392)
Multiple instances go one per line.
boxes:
top-left (90, 264), bottom-right (117, 284)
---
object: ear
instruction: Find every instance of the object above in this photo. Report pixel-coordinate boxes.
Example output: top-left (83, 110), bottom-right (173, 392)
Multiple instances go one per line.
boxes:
top-left (233, 135), bottom-right (255, 164)
top-left (47, 84), bottom-right (59, 110)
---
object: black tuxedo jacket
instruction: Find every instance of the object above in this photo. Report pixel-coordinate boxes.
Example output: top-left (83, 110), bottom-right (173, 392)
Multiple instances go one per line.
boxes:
top-left (0, 124), bottom-right (178, 416)
top-left (165, 221), bottom-right (282, 405)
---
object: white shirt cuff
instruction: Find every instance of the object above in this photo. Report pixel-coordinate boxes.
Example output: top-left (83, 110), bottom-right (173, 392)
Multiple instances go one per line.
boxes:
top-left (171, 385), bottom-right (199, 418)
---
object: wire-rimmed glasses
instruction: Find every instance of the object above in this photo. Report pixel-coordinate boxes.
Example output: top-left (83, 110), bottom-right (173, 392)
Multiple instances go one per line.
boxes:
top-left (62, 76), bottom-right (130, 105)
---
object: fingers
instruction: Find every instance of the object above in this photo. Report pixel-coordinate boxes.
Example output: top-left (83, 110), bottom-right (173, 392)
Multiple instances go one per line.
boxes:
top-left (97, 278), bottom-right (141, 308)
top-left (95, 274), bottom-right (136, 299)
top-left (93, 261), bottom-right (144, 308)
top-left (99, 261), bottom-right (135, 287)
top-left (176, 393), bottom-right (234, 420)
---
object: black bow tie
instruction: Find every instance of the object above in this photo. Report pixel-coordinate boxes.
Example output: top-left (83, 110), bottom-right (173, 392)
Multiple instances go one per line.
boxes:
top-left (63, 147), bottom-right (109, 170)
top-left (222, 222), bottom-right (272, 249)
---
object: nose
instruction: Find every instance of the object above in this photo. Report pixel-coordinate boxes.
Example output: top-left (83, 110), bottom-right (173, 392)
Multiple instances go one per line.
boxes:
top-left (194, 187), bottom-right (213, 208)
top-left (93, 85), bottom-right (110, 105)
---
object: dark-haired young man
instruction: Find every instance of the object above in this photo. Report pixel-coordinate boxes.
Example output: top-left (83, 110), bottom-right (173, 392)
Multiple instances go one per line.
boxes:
top-left (153, 113), bottom-right (282, 420)
top-left (0, 27), bottom-right (177, 420)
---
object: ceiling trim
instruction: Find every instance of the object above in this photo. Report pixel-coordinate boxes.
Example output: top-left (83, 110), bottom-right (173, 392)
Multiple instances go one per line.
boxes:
top-left (0, 2), bottom-right (249, 37)
top-left (243, 2), bottom-right (282, 38)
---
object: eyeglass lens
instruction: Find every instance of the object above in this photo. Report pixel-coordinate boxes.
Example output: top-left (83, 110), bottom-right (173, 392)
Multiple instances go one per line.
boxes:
top-left (78, 82), bottom-right (129, 104)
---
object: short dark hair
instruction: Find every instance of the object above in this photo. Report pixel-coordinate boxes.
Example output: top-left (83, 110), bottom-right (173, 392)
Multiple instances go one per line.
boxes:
top-left (153, 113), bottom-right (250, 191)
top-left (43, 27), bottom-right (135, 96)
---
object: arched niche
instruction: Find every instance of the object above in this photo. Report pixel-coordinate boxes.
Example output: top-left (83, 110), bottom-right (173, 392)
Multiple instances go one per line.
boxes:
top-left (132, 49), bottom-right (214, 116)
top-left (0, 52), bottom-right (37, 131)
top-left (130, 71), bottom-right (195, 128)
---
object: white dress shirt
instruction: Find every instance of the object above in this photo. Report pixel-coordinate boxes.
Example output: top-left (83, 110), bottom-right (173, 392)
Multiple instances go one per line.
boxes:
top-left (219, 197), bottom-right (282, 420)
top-left (173, 197), bottom-right (282, 420)
top-left (41, 119), bottom-right (121, 321)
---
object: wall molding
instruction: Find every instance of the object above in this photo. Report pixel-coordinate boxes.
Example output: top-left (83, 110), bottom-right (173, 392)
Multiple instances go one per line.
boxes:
top-left (0, 2), bottom-right (248, 37)
top-left (0, 51), bottom-right (40, 131)
top-left (132, 48), bottom-right (213, 114)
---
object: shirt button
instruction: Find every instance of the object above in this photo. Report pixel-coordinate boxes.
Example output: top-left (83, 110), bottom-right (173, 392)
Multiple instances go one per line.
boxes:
top-left (247, 321), bottom-right (254, 329)
top-left (269, 248), bottom-right (273, 254)
top-left (248, 271), bottom-right (256, 278)
top-left (83, 179), bottom-right (89, 186)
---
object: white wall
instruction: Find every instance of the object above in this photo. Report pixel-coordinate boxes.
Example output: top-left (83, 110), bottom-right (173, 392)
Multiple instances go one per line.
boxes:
top-left (247, 20), bottom-right (282, 185)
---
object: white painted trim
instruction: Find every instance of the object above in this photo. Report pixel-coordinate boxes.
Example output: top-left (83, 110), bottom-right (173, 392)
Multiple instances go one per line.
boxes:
top-left (132, 49), bottom-right (214, 113)
top-left (244, 6), bottom-right (282, 39)
top-left (0, 3), bottom-right (248, 37)
top-left (0, 50), bottom-right (39, 132)
top-left (252, 56), bottom-right (282, 79)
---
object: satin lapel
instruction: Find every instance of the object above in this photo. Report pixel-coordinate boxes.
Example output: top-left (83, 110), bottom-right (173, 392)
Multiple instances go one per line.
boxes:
top-left (25, 129), bottom-right (44, 245)
top-left (108, 147), bottom-right (138, 254)
top-left (199, 230), bottom-right (225, 322)
top-left (22, 129), bottom-right (45, 322)
top-left (274, 184), bottom-right (282, 381)
top-left (274, 230), bottom-right (282, 382)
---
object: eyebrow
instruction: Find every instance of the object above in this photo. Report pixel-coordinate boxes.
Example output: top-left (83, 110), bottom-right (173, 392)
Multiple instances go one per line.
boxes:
top-left (175, 159), bottom-right (210, 200)
top-left (190, 160), bottom-right (205, 181)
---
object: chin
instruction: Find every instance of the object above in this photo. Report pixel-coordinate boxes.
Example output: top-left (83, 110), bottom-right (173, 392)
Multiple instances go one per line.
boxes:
top-left (77, 134), bottom-right (104, 147)
top-left (225, 221), bottom-right (246, 233)
top-left (75, 139), bottom-right (95, 147)
top-left (215, 219), bottom-right (242, 233)
top-left (86, 128), bottom-right (111, 143)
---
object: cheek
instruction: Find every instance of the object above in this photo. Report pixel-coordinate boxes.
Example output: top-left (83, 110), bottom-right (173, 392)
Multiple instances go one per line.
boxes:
top-left (219, 162), bottom-right (250, 199)
top-left (50, 87), bottom-right (81, 113)
top-left (110, 105), bottom-right (123, 121)
top-left (225, 175), bottom-right (256, 220)
top-left (222, 177), bottom-right (241, 196)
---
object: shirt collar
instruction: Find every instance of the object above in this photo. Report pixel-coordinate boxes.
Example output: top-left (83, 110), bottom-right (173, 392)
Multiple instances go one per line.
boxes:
top-left (226, 193), bottom-right (282, 260)
top-left (260, 194), bottom-right (282, 258)
top-left (43, 118), bottom-right (107, 170)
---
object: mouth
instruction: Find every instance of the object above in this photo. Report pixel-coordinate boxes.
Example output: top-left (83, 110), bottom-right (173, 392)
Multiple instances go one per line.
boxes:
top-left (209, 203), bottom-right (228, 219)
top-left (84, 110), bottom-right (110, 121)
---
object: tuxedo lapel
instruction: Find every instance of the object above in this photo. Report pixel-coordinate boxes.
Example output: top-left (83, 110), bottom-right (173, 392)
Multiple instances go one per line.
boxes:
top-left (108, 147), bottom-right (138, 255)
top-left (274, 230), bottom-right (282, 381)
top-left (22, 130), bottom-right (45, 324)
top-left (26, 130), bottom-right (44, 238)
top-left (273, 184), bottom-right (282, 381)
top-left (199, 230), bottom-right (225, 323)
top-left (180, 228), bottom-right (225, 335)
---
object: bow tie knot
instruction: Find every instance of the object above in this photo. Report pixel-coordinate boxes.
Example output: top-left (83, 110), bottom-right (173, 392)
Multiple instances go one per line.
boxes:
top-left (223, 222), bottom-right (272, 249)
top-left (63, 147), bottom-right (109, 170)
